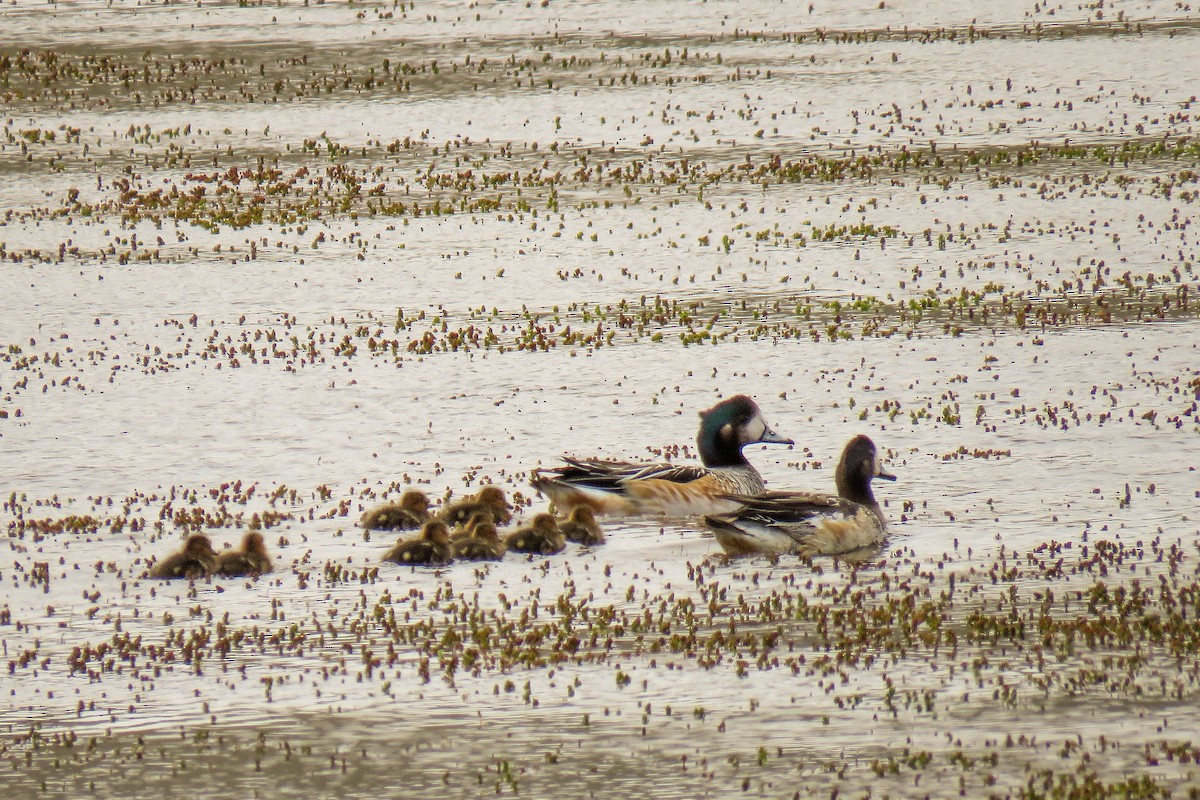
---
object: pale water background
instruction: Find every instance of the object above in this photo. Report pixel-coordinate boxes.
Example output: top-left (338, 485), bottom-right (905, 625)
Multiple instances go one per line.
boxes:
top-left (2, 1), bottom-right (1199, 796)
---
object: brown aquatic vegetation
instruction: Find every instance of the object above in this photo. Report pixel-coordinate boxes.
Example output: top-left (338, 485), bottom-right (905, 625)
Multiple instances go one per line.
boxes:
top-left (7, 472), bottom-right (1200, 796)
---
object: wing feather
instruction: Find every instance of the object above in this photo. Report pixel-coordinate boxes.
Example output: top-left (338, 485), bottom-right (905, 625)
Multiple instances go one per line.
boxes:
top-left (540, 457), bottom-right (707, 490)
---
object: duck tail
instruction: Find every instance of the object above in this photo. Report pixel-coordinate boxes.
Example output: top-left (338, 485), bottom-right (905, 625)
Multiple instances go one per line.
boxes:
top-left (530, 473), bottom-right (632, 515)
top-left (705, 515), bottom-right (763, 556)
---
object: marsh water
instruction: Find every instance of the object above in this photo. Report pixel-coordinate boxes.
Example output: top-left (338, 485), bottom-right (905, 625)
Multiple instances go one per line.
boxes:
top-left (2, 1), bottom-right (1199, 796)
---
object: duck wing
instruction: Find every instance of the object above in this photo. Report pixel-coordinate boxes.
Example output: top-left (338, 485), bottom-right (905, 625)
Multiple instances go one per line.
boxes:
top-left (616, 462), bottom-right (711, 485)
top-left (718, 490), bottom-right (844, 524)
top-left (548, 457), bottom-right (704, 489)
top-left (533, 458), bottom-right (717, 514)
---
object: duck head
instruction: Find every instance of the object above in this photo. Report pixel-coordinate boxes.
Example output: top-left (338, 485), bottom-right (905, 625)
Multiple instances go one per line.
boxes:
top-left (242, 531), bottom-right (268, 556)
top-left (477, 485), bottom-right (510, 508)
top-left (184, 534), bottom-right (216, 557)
top-left (569, 506), bottom-right (597, 526)
top-left (421, 520), bottom-right (451, 544)
top-left (465, 511), bottom-right (493, 531)
top-left (531, 513), bottom-right (560, 536)
top-left (400, 489), bottom-right (430, 514)
top-left (472, 522), bottom-right (501, 543)
top-left (836, 435), bottom-right (896, 506)
top-left (697, 395), bottom-right (793, 467)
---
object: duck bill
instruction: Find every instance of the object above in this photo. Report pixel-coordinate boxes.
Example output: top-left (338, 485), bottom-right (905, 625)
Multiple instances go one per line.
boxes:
top-left (877, 469), bottom-right (897, 481)
top-left (757, 427), bottom-right (794, 446)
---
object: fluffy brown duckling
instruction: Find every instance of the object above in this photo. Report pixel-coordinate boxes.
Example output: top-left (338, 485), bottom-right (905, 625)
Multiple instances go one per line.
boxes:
top-left (360, 489), bottom-right (432, 531)
top-left (439, 485), bottom-right (513, 527)
top-left (382, 520), bottom-right (453, 566)
top-left (452, 521), bottom-right (506, 561)
top-left (558, 506), bottom-right (605, 546)
top-left (150, 534), bottom-right (218, 579)
top-left (217, 531), bottom-right (272, 577)
top-left (504, 513), bottom-right (566, 555)
top-left (450, 511), bottom-right (495, 545)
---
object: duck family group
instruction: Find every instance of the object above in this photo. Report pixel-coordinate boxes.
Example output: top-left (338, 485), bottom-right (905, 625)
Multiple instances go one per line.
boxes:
top-left (150, 395), bottom-right (895, 578)
top-left (364, 486), bottom-right (604, 566)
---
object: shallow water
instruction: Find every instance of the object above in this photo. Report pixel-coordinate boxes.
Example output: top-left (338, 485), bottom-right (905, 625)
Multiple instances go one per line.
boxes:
top-left (3, 1), bottom-right (1200, 797)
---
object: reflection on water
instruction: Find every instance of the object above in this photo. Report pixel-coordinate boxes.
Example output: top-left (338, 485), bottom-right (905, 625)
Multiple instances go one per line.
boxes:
top-left (2, 0), bottom-right (1199, 796)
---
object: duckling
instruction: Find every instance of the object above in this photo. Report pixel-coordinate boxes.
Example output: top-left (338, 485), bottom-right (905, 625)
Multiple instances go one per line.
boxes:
top-left (450, 511), bottom-right (495, 545)
top-left (382, 520), bottom-right (453, 566)
top-left (439, 485), bottom-right (513, 527)
top-left (216, 531), bottom-right (272, 577)
top-left (150, 534), bottom-right (218, 580)
top-left (504, 512), bottom-right (566, 555)
top-left (532, 395), bottom-right (792, 516)
top-left (705, 435), bottom-right (896, 557)
top-left (452, 521), bottom-right (506, 561)
top-left (360, 489), bottom-right (432, 531)
top-left (558, 506), bottom-right (605, 546)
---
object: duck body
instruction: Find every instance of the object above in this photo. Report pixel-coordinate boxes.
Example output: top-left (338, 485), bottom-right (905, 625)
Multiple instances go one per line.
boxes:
top-left (450, 512), bottom-right (494, 544)
top-left (532, 395), bottom-right (791, 516)
top-left (361, 490), bottom-right (432, 531)
top-left (558, 506), bottom-right (605, 546)
top-left (217, 532), bottom-right (272, 576)
top-left (505, 513), bottom-right (566, 555)
top-left (706, 491), bottom-right (886, 556)
top-left (452, 522), bottom-right (506, 561)
top-left (382, 521), bottom-right (453, 566)
top-left (438, 485), bottom-right (513, 527)
top-left (705, 435), bottom-right (895, 557)
top-left (151, 534), bottom-right (218, 580)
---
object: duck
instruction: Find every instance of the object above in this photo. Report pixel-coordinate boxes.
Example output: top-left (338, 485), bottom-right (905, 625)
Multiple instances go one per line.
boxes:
top-left (381, 520), bottom-right (453, 566)
top-left (531, 395), bottom-right (792, 516)
top-left (558, 506), bottom-right (605, 546)
top-left (360, 489), bottom-right (432, 531)
top-left (150, 534), bottom-right (218, 579)
top-left (450, 511), bottom-right (495, 544)
top-left (452, 521), bottom-right (506, 561)
top-left (704, 434), bottom-right (896, 557)
top-left (216, 531), bottom-right (272, 577)
top-left (504, 512), bottom-right (566, 555)
top-left (438, 485), bottom-right (513, 527)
